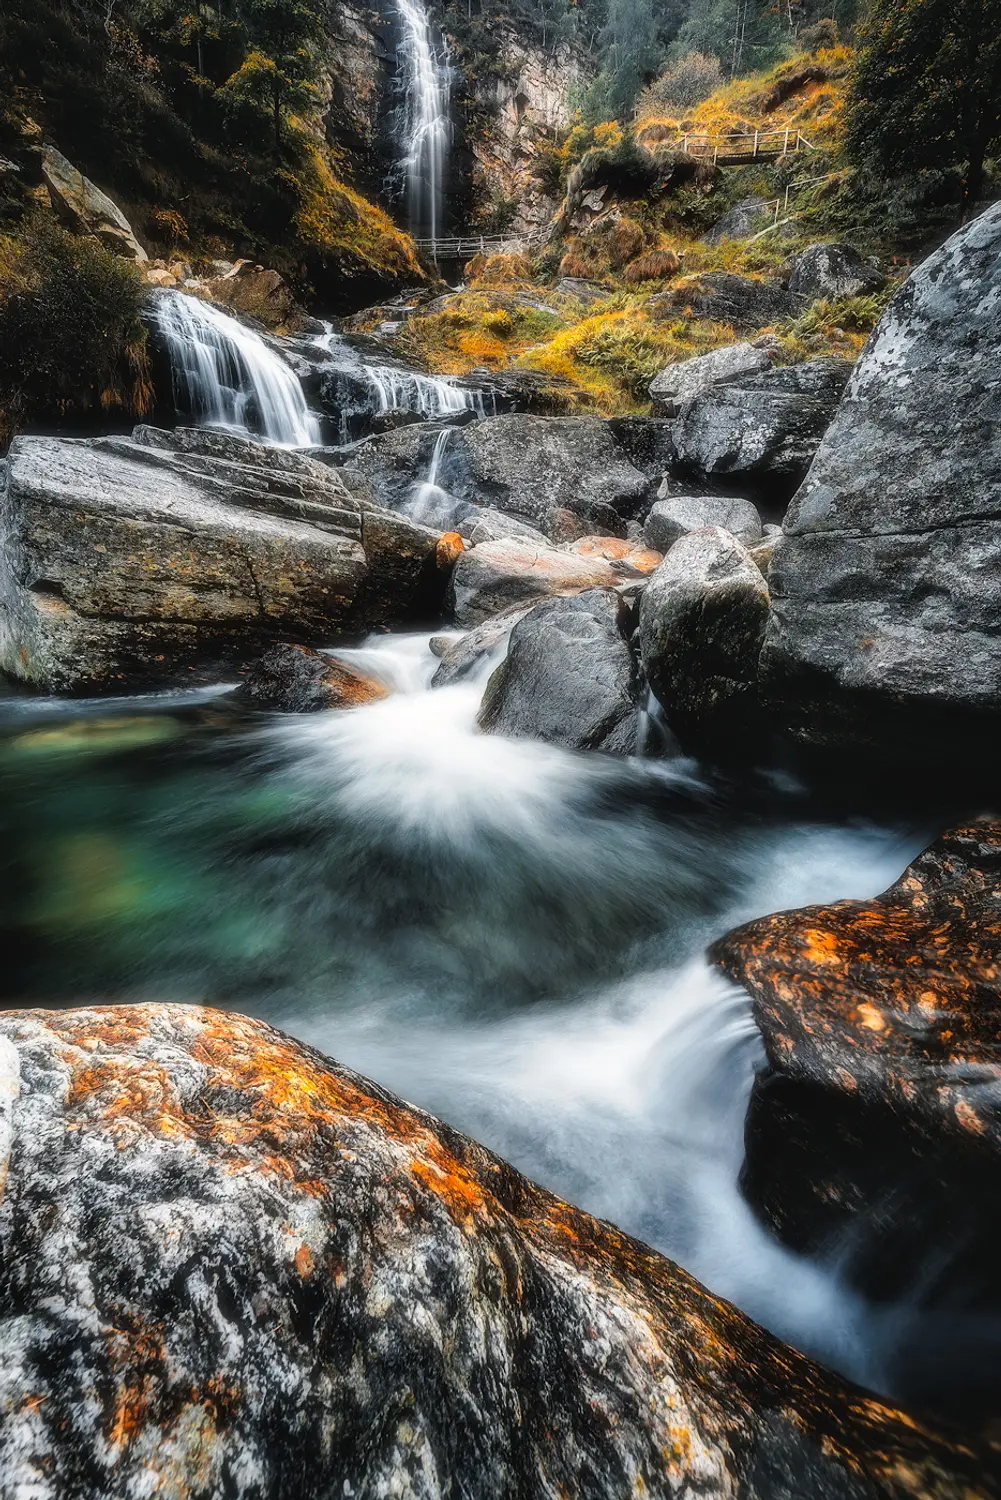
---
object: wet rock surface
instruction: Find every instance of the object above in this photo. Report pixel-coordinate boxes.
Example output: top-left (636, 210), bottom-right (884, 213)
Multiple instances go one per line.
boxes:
top-left (243, 643), bottom-right (390, 712)
top-left (639, 527), bottom-right (771, 758)
top-left (670, 358), bottom-right (851, 497)
top-left (761, 203), bottom-right (1001, 760)
top-left (448, 536), bottom-right (622, 625)
top-left (0, 425), bottom-right (440, 691)
top-left (0, 1001), bottom-right (992, 1499)
top-left (712, 823), bottom-right (1001, 1416)
top-left (346, 415), bottom-right (648, 537)
top-left (477, 588), bottom-right (645, 753)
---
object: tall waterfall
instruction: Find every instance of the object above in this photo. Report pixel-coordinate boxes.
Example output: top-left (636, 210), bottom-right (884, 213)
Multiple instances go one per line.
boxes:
top-left (154, 291), bottom-right (321, 447)
top-left (395, 0), bottom-right (451, 240)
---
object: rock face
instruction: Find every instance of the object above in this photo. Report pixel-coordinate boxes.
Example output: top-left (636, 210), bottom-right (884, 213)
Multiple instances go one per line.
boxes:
top-left (0, 1002), bottom-right (990, 1499)
top-left (786, 241), bottom-right (886, 300)
top-left (347, 416), bottom-right (648, 537)
top-left (639, 528), bottom-right (770, 757)
top-left (200, 265), bottom-right (299, 330)
top-left (478, 589), bottom-right (644, 753)
top-left (449, 537), bottom-right (620, 626)
top-left (431, 608), bottom-right (530, 687)
top-left (761, 203), bottom-right (1001, 758)
top-left (670, 359), bottom-right (851, 495)
top-left (649, 342), bottom-right (772, 416)
top-left (705, 197), bottom-right (771, 244)
top-left (243, 643), bottom-right (390, 711)
top-left (712, 823), bottom-right (1001, 1383)
top-left (0, 426), bottom-right (441, 691)
top-left (644, 494), bottom-right (762, 552)
top-left (653, 272), bottom-right (802, 329)
top-left (41, 144), bottom-right (148, 261)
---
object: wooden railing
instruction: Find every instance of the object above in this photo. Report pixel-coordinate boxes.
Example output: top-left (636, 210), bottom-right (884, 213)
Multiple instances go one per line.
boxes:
top-left (414, 226), bottom-right (548, 259)
top-left (675, 128), bottom-right (816, 164)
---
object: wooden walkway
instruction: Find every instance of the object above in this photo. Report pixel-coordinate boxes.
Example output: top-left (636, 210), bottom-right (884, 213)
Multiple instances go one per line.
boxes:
top-left (416, 132), bottom-right (816, 259)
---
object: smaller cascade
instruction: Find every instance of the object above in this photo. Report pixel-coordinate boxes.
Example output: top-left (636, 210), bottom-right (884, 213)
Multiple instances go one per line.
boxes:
top-left (405, 428), bottom-right (457, 528)
top-left (395, 0), bottom-right (451, 241)
top-left (154, 291), bottom-right (320, 447)
top-left (311, 328), bottom-right (492, 442)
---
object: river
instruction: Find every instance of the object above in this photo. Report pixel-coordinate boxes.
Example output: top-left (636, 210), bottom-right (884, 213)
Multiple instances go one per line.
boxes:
top-left (3, 626), bottom-right (989, 1423)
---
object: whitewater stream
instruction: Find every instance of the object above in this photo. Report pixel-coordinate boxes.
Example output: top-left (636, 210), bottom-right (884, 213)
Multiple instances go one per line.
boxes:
top-left (2, 629), bottom-right (992, 1422)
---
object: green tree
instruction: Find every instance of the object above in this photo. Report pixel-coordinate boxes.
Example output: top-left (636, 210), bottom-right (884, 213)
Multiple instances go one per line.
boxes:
top-left (844, 0), bottom-right (1001, 211)
top-left (218, 0), bottom-right (323, 147)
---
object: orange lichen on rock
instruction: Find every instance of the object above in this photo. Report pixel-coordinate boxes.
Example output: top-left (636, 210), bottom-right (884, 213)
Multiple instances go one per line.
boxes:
top-left (0, 1002), bottom-right (993, 1498)
top-left (569, 536), bottom-right (664, 574)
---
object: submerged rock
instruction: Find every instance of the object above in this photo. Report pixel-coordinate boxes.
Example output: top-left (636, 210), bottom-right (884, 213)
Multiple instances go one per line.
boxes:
top-left (761, 203), bottom-right (1001, 761)
top-left (644, 494), bottom-right (762, 552)
top-left (785, 241), bottom-right (886, 300)
top-left (449, 537), bottom-right (621, 626)
top-left (0, 426), bottom-right (441, 692)
top-left (477, 588), bottom-right (644, 753)
top-left (639, 528), bottom-right (770, 757)
top-left (712, 822), bottom-right (1001, 1403)
top-left (346, 415), bottom-right (648, 537)
top-left (648, 342), bottom-right (772, 416)
top-left (0, 1001), bottom-right (989, 1498)
top-left (670, 359), bottom-right (851, 496)
top-left (243, 643), bottom-right (390, 712)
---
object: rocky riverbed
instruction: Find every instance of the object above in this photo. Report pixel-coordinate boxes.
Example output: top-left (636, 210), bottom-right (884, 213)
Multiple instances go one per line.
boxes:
top-left (0, 194), bottom-right (1000, 1497)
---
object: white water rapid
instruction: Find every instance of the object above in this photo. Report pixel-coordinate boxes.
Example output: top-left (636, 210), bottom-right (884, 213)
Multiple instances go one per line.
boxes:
top-left (154, 290), bottom-right (320, 446)
top-left (395, 0), bottom-right (451, 239)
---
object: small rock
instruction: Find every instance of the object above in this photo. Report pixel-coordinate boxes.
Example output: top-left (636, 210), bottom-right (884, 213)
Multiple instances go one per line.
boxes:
top-left (243, 643), bottom-right (390, 712)
top-left (705, 197), bottom-right (771, 245)
top-left (468, 510), bottom-right (548, 546)
top-left (639, 527), bottom-right (770, 757)
top-left (478, 588), bottom-right (644, 753)
top-left (431, 607), bottom-right (531, 687)
top-left (649, 342), bottom-right (772, 416)
top-left (644, 494), bottom-right (762, 552)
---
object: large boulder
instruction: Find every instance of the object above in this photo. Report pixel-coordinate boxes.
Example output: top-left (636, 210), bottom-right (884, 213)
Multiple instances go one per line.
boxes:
top-left (477, 589), bottom-right (645, 754)
top-left (712, 822), bottom-right (1001, 1411)
top-left (639, 527), bottom-right (770, 757)
top-left (652, 272), bottom-right (802, 330)
top-left (0, 1001), bottom-right (989, 1498)
top-left (670, 359), bottom-right (851, 497)
top-left (644, 494), bottom-right (762, 552)
top-left (786, 241), bottom-right (886, 300)
top-left (648, 342), bottom-right (772, 417)
top-left (448, 537), bottom-right (622, 626)
top-left (0, 426), bottom-right (442, 691)
top-left (761, 203), bottom-right (1001, 759)
top-left (345, 416), bottom-right (649, 537)
top-left (40, 144), bottom-right (148, 262)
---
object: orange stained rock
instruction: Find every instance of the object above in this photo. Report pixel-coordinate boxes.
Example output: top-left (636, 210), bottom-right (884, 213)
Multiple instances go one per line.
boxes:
top-left (570, 536), bottom-right (664, 574)
top-left (436, 532), bottom-right (465, 569)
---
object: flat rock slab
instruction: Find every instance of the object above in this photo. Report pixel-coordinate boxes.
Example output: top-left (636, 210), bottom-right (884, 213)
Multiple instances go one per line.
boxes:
top-left (0, 426), bottom-right (441, 691)
top-left (449, 537), bottom-right (621, 625)
top-left (649, 342), bottom-right (772, 415)
top-left (0, 1002), bottom-right (991, 1498)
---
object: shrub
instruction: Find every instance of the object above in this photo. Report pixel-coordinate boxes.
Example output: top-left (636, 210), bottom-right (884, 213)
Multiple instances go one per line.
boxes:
top-left (800, 19), bottom-right (839, 52)
top-left (0, 218), bottom-right (152, 446)
top-left (638, 53), bottom-right (723, 116)
top-left (623, 248), bottom-right (681, 282)
top-left (465, 252), bottom-right (533, 286)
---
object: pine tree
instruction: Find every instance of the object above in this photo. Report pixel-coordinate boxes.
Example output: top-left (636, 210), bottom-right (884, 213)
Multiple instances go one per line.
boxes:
top-left (844, 0), bottom-right (1001, 211)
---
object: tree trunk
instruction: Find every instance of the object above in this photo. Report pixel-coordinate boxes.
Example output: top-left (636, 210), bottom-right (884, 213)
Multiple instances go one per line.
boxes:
top-left (962, 136), bottom-right (986, 218)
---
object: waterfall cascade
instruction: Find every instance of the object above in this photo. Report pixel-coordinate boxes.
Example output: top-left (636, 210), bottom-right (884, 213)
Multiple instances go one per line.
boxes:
top-left (311, 328), bottom-right (492, 442)
top-left (395, 0), bottom-right (451, 240)
top-left (154, 291), bottom-right (321, 447)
